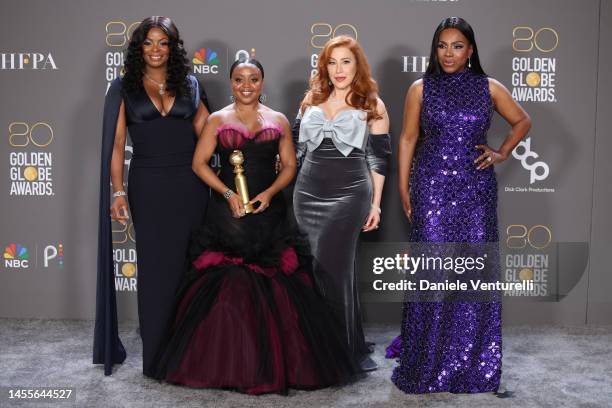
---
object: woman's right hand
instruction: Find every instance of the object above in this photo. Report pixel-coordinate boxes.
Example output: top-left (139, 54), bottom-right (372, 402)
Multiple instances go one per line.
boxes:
top-left (110, 195), bottom-right (129, 225)
top-left (226, 191), bottom-right (245, 218)
top-left (400, 189), bottom-right (413, 223)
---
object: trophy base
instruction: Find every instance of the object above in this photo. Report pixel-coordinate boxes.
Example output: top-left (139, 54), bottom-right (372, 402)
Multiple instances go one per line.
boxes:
top-left (244, 203), bottom-right (254, 214)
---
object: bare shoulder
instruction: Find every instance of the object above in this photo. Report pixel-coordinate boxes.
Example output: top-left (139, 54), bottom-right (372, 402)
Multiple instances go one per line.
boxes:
top-left (267, 109), bottom-right (290, 128)
top-left (410, 78), bottom-right (424, 95)
top-left (375, 96), bottom-right (387, 116)
top-left (369, 94), bottom-right (390, 132)
top-left (412, 78), bottom-right (424, 87)
top-left (487, 77), bottom-right (510, 96)
top-left (206, 110), bottom-right (227, 125)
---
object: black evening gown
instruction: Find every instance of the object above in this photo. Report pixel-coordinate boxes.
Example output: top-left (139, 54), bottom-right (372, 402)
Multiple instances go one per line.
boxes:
top-left (122, 76), bottom-right (208, 376)
top-left (152, 123), bottom-right (361, 395)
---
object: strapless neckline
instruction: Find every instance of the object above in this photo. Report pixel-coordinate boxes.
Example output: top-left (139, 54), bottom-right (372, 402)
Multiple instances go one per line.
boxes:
top-left (216, 122), bottom-right (283, 150)
top-left (216, 123), bottom-right (283, 139)
top-left (306, 105), bottom-right (363, 123)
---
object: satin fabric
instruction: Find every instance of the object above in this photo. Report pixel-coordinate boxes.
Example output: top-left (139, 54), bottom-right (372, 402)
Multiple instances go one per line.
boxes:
top-left (93, 75), bottom-right (209, 376)
top-left (299, 106), bottom-right (368, 156)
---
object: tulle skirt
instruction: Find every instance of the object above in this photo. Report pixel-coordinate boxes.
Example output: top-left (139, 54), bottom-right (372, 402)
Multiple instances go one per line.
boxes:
top-left (152, 196), bottom-right (362, 395)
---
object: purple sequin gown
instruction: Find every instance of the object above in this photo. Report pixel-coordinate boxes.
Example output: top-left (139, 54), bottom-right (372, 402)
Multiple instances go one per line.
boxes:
top-left (389, 70), bottom-right (502, 394)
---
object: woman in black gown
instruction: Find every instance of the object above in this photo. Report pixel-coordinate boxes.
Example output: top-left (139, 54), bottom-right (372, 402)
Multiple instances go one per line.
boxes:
top-left (94, 16), bottom-right (210, 376)
top-left (152, 58), bottom-right (361, 395)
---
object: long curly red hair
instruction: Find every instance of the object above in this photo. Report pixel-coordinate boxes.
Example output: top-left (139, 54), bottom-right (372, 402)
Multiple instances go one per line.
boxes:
top-left (302, 36), bottom-right (381, 122)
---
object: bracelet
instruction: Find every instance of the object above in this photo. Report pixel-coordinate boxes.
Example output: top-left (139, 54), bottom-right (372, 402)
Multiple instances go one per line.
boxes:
top-left (371, 204), bottom-right (381, 214)
top-left (223, 189), bottom-right (234, 200)
top-left (113, 191), bottom-right (127, 198)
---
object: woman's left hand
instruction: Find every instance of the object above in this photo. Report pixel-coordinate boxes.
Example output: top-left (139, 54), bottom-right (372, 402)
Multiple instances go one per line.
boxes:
top-left (474, 145), bottom-right (507, 170)
top-left (363, 207), bottom-right (381, 232)
top-left (249, 190), bottom-right (273, 214)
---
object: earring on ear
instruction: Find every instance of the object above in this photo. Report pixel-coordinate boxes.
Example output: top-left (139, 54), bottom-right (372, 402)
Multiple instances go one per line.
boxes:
top-left (467, 57), bottom-right (472, 69)
top-left (230, 95), bottom-right (235, 103)
top-left (328, 79), bottom-right (333, 87)
top-left (258, 93), bottom-right (267, 103)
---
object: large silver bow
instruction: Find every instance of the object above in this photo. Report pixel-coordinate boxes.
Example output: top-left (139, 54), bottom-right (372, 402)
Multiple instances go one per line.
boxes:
top-left (299, 106), bottom-right (367, 157)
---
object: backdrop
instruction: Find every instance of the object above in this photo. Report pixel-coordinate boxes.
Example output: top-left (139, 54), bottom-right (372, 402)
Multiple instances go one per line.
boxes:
top-left (1, 0), bottom-right (610, 325)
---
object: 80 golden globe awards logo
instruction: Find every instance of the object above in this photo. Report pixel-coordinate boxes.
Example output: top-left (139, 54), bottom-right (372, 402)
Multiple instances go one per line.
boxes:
top-left (104, 20), bottom-right (142, 293)
top-left (112, 131), bottom-right (136, 292)
top-left (504, 224), bottom-right (552, 296)
top-left (309, 23), bottom-right (358, 77)
top-left (113, 221), bottom-right (138, 292)
top-left (105, 21), bottom-right (140, 93)
top-left (8, 122), bottom-right (54, 196)
top-left (511, 26), bottom-right (559, 103)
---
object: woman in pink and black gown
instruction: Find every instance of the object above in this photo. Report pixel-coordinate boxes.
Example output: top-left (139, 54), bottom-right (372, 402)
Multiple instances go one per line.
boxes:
top-left (152, 58), bottom-right (361, 395)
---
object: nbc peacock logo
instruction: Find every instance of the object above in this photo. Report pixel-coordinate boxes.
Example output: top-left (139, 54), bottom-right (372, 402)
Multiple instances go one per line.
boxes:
top-left (193, 48), bottom-right (219, 74)
top-left (3, 243), bottom-right (29, 268)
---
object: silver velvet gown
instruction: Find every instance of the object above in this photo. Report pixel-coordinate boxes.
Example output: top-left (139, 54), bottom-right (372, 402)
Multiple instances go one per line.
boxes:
top-left (293, 106), bottom-right (390, 359)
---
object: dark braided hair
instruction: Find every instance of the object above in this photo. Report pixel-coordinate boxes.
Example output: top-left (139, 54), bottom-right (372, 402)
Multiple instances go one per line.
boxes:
top-left (123, 16), bottom-right (190, 96)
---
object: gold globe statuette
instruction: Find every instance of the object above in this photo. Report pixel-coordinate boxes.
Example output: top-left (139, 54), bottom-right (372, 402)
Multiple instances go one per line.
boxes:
top-left (229, 150), bottom-right (254, 214)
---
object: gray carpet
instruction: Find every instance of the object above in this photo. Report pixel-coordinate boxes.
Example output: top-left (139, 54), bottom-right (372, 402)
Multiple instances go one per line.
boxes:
top-left (1, 319), bottom-right (611, 407)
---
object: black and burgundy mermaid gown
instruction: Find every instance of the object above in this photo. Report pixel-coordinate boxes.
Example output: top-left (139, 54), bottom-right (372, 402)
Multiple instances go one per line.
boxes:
top-left (152, 123), bottom-right (360, 395)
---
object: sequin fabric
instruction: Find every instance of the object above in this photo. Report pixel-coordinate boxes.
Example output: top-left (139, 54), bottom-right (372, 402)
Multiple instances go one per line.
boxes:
top-left (391, 70), bottom-right (502, 394)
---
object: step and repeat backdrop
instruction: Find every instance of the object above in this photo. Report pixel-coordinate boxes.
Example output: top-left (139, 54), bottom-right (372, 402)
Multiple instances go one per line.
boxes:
top-left (1, 0), bottom-right (610, 324)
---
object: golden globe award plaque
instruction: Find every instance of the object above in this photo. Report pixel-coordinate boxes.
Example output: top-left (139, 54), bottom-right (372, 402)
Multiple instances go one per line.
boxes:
top-left (229, 150), bottom-right (254, 214)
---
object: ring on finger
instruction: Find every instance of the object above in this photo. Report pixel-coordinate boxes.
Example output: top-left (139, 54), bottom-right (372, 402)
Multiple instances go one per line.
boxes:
top-left (486, 156), bottom-right (492, 162)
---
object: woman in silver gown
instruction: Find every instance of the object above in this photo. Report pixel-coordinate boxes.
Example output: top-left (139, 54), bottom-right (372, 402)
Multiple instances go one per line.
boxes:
top-left (293, 36), bottom-right (391, 371)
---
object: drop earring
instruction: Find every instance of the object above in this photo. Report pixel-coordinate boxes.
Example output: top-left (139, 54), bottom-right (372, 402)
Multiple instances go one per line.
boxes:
top-left (467, 57), bottom-right (472, 69)
top-left (258, 93), bottom-right (267, 103)
top-left (230, 95), bottom-right (235, 103)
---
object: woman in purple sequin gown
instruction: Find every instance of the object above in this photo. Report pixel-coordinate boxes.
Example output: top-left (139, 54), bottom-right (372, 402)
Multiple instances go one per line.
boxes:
top-left (388, 18), bottom-right (531, 394)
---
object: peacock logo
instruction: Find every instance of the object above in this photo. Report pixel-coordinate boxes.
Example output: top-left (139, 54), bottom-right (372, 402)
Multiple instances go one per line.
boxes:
top-left (193, 48), bottom-right (219, 65)
top-left (193, 48), bottom-right (219, 74)
top-left (3, 243), bottom-right (29, 268)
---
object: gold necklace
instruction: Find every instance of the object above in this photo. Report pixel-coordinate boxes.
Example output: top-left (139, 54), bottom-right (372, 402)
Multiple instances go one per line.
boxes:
top-left (144, 72), bottom-right (166, 95)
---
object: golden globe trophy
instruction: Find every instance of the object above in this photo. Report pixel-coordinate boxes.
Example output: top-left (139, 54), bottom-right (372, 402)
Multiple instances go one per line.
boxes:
top-left (229, 150), bottom-right (254, 214)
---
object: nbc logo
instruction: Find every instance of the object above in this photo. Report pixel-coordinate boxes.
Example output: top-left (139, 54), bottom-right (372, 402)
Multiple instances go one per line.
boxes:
top-left (193, 48), bottom-right (219, 74)
top-left (3, 243), bottom-right (29, 268)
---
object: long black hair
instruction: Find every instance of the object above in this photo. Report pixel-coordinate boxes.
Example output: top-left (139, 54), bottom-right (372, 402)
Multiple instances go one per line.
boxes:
top-left (425, 17), bottom-right (486, 76)
top-left (123, 16), bottom-right (190, 95)
top-left (229, 57), bottom-right (265, 79)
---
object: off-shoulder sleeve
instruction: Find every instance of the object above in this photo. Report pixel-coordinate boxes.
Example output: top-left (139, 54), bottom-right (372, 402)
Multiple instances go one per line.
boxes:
top-left (365, 133), bottom-right (392, 176)
top-left (292, 110), bottom-right (306, 168)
